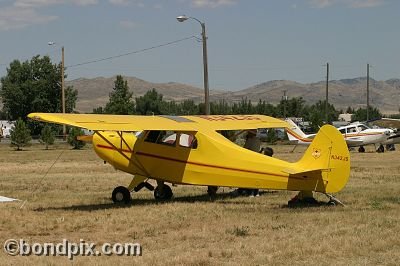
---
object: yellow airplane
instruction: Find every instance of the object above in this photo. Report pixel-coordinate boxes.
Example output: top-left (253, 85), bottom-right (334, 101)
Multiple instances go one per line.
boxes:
top-left (28, 113), bottom-right (350, 205)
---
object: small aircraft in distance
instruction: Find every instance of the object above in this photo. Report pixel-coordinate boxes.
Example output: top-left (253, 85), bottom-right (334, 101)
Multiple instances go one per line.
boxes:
top-left (285, 118), bottom-right (392, 153)
top-left (370, 118), bottom-right (400, 150)
top-left (28, 113), bottom-right (350, 205)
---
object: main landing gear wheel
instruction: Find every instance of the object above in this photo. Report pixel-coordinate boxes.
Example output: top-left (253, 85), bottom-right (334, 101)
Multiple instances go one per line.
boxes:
top-left (207, 186), bottom-right (219, 199)
top-left (358, 146), bottom-right (365, 153)
top-left (154, 184), bottom-right (173, 201)
top-left (376, 144), bottom-right (385, 153)
top-left (112, 186), bottom-right (132, 204)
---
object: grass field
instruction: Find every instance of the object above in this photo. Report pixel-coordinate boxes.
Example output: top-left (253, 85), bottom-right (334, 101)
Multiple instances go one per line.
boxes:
top-left (0, 142), bottom-right (399, 265)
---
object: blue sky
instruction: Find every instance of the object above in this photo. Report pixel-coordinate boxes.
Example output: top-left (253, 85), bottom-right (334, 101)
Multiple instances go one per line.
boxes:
top-left (0, 0), bottom-right (399, 91)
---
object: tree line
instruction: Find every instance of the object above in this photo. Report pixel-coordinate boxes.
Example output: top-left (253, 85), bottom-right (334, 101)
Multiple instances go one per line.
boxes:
top-left (94, 75), bottom-right (384, 132)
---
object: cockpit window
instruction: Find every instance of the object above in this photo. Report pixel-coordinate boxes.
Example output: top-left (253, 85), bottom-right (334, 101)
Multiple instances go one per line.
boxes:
top-left (179, 133), bottom-right (198, 149)
top-left (348, 127), bottom-right (357, 133)
top-left (159, 131), bottom-right (177, 145)
top-left (357, 125), bottom-right (368, 131)
top-left (145, 131), bottom-right (197, 148)
top-left (145, 130), bottom-right (176, 145)
top-left (145, 130), bottom-right (162, 143)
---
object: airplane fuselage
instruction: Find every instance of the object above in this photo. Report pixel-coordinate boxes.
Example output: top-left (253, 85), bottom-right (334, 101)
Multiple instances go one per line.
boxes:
top-left (92, 128), bottom-right (349, 194)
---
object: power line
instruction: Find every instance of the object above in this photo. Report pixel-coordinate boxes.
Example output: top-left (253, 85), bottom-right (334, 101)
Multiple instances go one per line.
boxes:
top-left (66, 36), bottom-right (196, 68)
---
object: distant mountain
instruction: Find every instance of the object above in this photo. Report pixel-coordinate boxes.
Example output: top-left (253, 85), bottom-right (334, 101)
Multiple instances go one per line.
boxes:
top-left (208, 78), bottom-right (400, 113)
top-left (67, 76), bottom-right (400, 114)
top-left (67, 76), bottom-right (210, 113)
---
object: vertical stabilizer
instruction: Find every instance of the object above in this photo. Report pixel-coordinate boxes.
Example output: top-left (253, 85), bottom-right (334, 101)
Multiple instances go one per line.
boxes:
top-left (288, 125), bottom-right (350, 193)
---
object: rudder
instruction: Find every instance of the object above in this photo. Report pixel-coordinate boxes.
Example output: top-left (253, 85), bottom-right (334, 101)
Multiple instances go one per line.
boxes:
top-left (290, 125), bottom-right (350, 193)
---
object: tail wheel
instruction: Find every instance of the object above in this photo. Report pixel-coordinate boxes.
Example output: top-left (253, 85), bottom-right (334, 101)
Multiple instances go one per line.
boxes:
top-left (154, 184), bottom-right (173, 200)
top-left (112, 186), bottom-right (132, 204)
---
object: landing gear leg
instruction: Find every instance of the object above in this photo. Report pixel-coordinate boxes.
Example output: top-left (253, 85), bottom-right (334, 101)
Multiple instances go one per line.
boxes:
top-left (112, 175), bottom-right (154, 204)
top-left (324, 193), bottom-right (345, 206)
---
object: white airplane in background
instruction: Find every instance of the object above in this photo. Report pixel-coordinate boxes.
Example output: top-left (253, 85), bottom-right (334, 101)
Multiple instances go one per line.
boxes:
top-left (371, 118), bottom-right (400, 150)
top-left (285, 118), bottom-right (392, 152)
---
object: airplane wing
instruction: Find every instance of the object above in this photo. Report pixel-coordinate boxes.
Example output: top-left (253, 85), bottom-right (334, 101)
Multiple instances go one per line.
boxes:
top-left (345, 138), bottom-right (364, 146)
top-left (28, 113), bottom-right (288, 132)
top-left (370, 118), bottom-right (400, 130)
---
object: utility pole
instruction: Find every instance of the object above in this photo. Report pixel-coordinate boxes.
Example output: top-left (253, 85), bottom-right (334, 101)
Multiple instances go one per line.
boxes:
top-left (325, 62), bottom-right (329, 124)
top-left (61, 46), bottom-right (66, 139)
top-left (283, 90), bottom-right (288, 118)
top-left (201, 22), bottom-right (210, 115)
top-left (366, 63), bottom-right (370, 121)
top-left (176, 15), bottom-right (210, 115)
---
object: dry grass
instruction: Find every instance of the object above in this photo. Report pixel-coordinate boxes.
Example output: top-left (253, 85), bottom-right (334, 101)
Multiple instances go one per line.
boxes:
top-left (0, 142), bottom-right (399, 265)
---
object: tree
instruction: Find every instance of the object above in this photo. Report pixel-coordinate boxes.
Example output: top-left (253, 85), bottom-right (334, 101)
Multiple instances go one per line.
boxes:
top-left (0, 55), bottom-right (78, 134)
top-left (67, 127), bottom-right (86, 149)
top-left (305, 100), bottom-right (339, 131)
top-left (135, 89), bottom-right (164, 115)
top-left (92, 106), bottom-right (104, 114)
top-left (10, 118), bottom-right (31, 151)
top-left (40, 125), bottom-right (55, 150)
top-left (352, 107), bottom-right (382, 122)
top-left (104, 75), bottom-right (135, 114)
top-left (276, 97), bottom-right (306, 118)
top-left (65, 86), bottom-right (78, 113)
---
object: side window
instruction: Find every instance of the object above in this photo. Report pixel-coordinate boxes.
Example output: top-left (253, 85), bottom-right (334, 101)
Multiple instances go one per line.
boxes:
top-left (159, 131), bottom-right (177, 146)
top-left (144, 131), bottom-right (177, 146)
top-left (145, 130), bottom-right (161, 143)
top-left (339, 128), bottom-right (346, 134)
top-left (347, 127), bottom-right (356, 133)
top-left (179, 133), bottom-right (198, 149)
top-left (357, 125), bottom-right (367, 131)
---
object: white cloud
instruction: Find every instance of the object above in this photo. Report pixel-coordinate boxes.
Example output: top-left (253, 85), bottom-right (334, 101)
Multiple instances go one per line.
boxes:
top-left (0, 0), bottom-right (99, 31)
top-left (309, 0), bottom-right (385, 8)
top-left (0, 6), bottom-right (57, 31)
top-left (191, 0), bottom-right (236, 8)
top-left (14, 0), bottom-right (64, 8)
top-left (13, 0), bottom-right (98, 8)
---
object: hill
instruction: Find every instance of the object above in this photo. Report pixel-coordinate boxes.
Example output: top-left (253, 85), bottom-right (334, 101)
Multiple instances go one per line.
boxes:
top-left (67, 76), bottom-right (400, 113)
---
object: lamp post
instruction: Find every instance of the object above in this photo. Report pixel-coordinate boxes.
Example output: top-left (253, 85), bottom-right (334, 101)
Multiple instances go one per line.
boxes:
top-left (48, 42), bottom-right (66, 138)
top-left (176, 15), bottom-right (210, 115)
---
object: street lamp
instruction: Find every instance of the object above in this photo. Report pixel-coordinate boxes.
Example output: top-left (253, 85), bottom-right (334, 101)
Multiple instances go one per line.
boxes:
top-left (48, 42), bottom-right (66, 138)
top-left (176, 15), bottom-right (210, 115)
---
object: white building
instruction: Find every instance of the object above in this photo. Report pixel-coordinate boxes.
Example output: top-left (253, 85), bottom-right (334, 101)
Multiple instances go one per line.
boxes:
top-left (0, 120), bottom-right (15, 138)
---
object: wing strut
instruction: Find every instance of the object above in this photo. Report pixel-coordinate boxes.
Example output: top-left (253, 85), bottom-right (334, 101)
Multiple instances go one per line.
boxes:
top-left (117, 131), bottom-right (132, 153)
top-left (94, 131), bottom-right (151, 177)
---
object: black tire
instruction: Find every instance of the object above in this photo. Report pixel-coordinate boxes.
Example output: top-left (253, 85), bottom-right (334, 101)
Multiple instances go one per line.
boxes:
top-left (207, 186), bottom-right (219, 198)
top-left (386, 144), bottom-right (396, 151)
top-left (112, 186), bottom-right (132, 204)
top-left (358, 146), bottom-right (365, 153)
top-left (154, 184), bottom-right (173, 200)
top-left (377, 145), bottom-right (384, 153)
